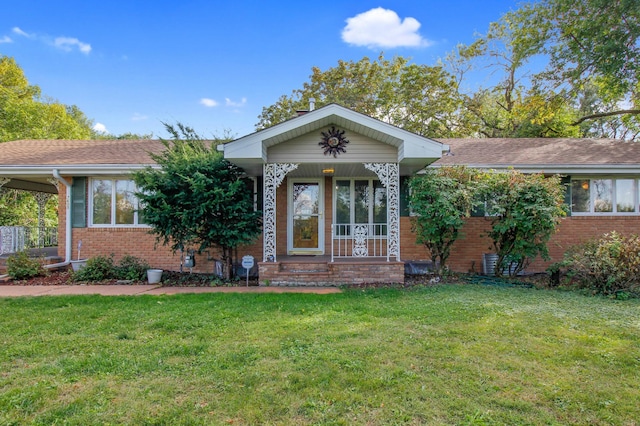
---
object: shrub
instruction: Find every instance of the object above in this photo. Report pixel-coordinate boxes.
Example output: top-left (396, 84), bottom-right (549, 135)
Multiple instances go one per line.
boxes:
top-left (554, 231), bottom-right (640, 297)
top-left (409, 166), bottom-right (479, 275)
top-left (72, 255), bottom-right (115, 281)
top-left (114, 255), bottom-right (150, 281)
top-left (480, 171), bottom-right (567, 277)
top-left (132, 123), bottom-right (262, 280)
top-left (72, 254), bottom-right (150, 282)
top-left (6, 250), bottom-right (45, 280)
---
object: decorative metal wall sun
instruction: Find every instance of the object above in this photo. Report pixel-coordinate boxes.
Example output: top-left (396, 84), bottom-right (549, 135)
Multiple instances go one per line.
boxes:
top-left (319, 126), bottom-right (349, 157)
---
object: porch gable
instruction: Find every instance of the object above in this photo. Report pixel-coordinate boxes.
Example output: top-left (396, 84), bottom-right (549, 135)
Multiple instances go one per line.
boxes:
top-left (218, 103), bottom-right (448, 176)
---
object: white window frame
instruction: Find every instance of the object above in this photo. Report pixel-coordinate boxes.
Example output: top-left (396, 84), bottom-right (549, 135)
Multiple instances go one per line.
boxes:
top-left (571, 177), bottom-right (640, 216)
top-left (88, 178), bottom-right (149, 227)
top-left (333, 177), bottom-right (388, 232)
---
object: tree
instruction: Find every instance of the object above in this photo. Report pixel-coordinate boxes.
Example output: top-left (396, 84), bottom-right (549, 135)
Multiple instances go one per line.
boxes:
top-left (0, 56), bottom-right (94, 227)
top-left (257, 55), bottom-right (465, 137)
top-left (511, 0), bottom-right (640, 132)
top-left (0, 190), bottom-right (57, 227)
top-left (447, 12), bottom-right (584, 138)
top-left (409, 166), bottom-right (479, 275)
top-left (451, 0), bottom-right (640, 139)
top-left (515, 0), bottom-right (640, 106)
top-left (132, 123), bottom-right (262, 279)
top-left (92, 131), bottom-right (155, 140)
top-left (575, 81), bottom-right (640, 140)
top-left (461, 87), bottom-right (582, 138)
top-left (480, 171), bottom-right (567, 277)
top-left (0, 56), bottom-right (93, 142)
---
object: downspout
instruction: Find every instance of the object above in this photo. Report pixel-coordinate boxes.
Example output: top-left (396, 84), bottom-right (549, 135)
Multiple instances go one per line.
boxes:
top-left (46, 169), bottom-right (72, 269)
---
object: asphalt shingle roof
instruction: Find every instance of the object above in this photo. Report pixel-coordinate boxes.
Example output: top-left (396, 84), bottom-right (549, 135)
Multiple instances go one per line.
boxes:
top-left (1, 138), bottom-right (639, 169)
top-left (0, 139), bottom-right (164, 166)
top-left (434, 138), bottom-right (639, 167)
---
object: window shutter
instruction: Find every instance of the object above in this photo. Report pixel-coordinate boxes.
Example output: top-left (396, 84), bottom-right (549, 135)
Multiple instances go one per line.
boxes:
top-left (400, 176), bottom-right (410, 217)
top-left (256, 176), bottom-right (263, 213)
top-left (71, 177), bottom-right (86, 228)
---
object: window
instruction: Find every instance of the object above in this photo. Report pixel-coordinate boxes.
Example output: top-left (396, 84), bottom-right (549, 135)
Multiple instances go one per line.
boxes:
top-left (334, 178), bottom-right (387, 235)
top-left (571, 178), bottom-right (639, 215)
top-left (90, 178), bottom-right (146, 226)
top-left (616, 179), bottom-right (635, 212)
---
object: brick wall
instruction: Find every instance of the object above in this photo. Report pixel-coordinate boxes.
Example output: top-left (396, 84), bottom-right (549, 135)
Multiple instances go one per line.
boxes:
top-left (58, 178), bottom-right (263, 274)
top-left (259, 260), bottom-right (405, 286)
top-left (68, 227), bottom-right (263, 273)
top-left (400, 216), bottom-right (640, 274)
top-left (58, 177), bottom-right (640, 276)
top-left (275, 181), bottom-right (287, 257)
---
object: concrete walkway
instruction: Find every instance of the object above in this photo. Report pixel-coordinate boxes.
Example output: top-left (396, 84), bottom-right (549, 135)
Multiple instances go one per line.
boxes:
top-left (0, 284), bottom-right (342, 297)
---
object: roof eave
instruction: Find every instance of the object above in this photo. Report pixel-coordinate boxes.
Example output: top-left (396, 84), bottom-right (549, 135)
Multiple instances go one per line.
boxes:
top-left (429, 163), bottom-right (640, 174)
top-left (0, 164), bottom-right (160, 177)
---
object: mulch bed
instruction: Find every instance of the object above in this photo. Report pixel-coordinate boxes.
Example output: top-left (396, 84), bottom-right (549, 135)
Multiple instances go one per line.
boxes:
top-left (3, 269), bottom-right (460, 288)
top-left (4, 271), bottom-right (131, 286)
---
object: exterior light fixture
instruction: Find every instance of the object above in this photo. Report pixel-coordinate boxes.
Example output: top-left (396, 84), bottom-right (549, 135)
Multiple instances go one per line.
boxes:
top-left (581, 181), bottom-right (589, 190)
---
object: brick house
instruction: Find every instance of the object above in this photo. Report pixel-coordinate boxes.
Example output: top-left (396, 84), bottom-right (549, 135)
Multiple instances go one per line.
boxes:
top-left (1, 104), bottom-right (639, 284)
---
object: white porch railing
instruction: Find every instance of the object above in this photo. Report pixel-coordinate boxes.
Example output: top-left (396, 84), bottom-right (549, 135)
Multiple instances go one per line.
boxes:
top-left (331, 223), bottom-right (389, 261)
top-left (0, 226), bottom-right (58, 255)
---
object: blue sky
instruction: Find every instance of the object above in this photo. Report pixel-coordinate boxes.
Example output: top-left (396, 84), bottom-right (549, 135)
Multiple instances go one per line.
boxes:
top-left (1, 1), bottom-right (522, 139)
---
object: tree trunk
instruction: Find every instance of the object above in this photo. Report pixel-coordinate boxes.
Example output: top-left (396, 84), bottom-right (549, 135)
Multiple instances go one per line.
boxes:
top-left (221, 247), bottom-right (232, 280)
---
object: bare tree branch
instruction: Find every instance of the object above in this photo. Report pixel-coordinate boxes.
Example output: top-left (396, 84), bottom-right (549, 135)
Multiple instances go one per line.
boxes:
top-left (572, 109), bottom-right (640, 125)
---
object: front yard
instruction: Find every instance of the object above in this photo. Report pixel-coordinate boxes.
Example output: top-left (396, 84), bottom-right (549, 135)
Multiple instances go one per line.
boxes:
top-left (1, 284), bottom-right (639, 425)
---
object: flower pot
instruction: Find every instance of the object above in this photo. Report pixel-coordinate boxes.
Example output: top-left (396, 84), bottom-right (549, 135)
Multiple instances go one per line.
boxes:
top-left (147, 269), bottom-right (163, 284)
top-left (70, 259), bottom-right (88, 272)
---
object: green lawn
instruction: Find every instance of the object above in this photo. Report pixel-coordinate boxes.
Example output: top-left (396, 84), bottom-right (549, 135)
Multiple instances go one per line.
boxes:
top-left (1, 285), bottom-right (639, 425)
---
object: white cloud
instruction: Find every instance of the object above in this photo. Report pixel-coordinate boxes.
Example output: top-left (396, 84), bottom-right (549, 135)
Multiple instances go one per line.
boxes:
top-left (54, 37), bottom-right (91, 54)
top-left (0, 36), bottom-right (12, 44)
top-left (93, 123), bottom-right (108, 133)
top-left (342, 8), bottom-right (432, 49)
top-left (10, 27), bottom-right (92, 54)
top-left (225, 97), bottom-right (247, 107)
top-left (131, 113), bottom-right (148, 122)
top-left (12, 27), bottom-right (32, 38)
top-left (200, 98), bottom-right (219, 107)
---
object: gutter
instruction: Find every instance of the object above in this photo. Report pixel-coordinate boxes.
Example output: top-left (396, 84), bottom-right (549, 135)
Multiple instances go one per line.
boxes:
top-left (0, 164), bottom-right (159, 176)
top-left (45, 169), bottom-right (72, 269)
top-left (428, 163), bottom-right (640, 175)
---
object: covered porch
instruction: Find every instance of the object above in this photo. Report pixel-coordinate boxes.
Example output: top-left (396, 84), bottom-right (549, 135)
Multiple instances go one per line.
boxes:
top-left (0, 177), bottom-right (60, 255)
top-left (0, 176), bottom-right (62, 274)
top-left (219, 104), bottom-right (447, 285)
top-left (263, 161), bottom-right (401, 259)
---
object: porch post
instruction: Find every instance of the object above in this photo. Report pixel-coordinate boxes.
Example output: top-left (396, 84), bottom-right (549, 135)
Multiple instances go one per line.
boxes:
top-left (364, 163), bottom-right (400, 261)
top-left (263, 163), bottom-right (298, 262)
top-left (33, 192), bottom-right (52, 248)
top-left (0, 179), bottom-right (10, 254)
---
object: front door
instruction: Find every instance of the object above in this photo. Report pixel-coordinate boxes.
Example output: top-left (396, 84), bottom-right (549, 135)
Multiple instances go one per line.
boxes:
top-left (288, 179), bottom-right (324, 254)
